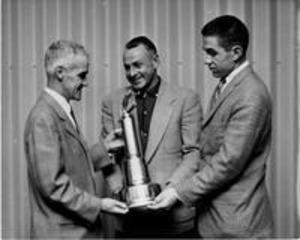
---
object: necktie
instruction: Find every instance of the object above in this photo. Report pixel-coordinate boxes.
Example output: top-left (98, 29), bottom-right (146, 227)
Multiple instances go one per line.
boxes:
top-left (70, 108), bottom-right (80, 133)
top-left (210, 77), bottom-right (226, 110)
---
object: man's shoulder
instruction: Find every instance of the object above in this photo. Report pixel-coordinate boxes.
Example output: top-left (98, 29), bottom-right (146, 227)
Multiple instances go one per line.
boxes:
top-left (25, 95), bottom-right (57, 134)
top-left (238, 68), bottom-right (271, 99)
top-left (163, 81), bottom-right (199, 99)
top-left (30, 101), bottom-right (56, 124)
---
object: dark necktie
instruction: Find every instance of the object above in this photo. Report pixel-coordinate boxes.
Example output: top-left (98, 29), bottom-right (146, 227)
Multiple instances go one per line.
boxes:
top-left (70, 108), bottom-right (80, 133)
top-left (210, 77), bottom-right (226, 110)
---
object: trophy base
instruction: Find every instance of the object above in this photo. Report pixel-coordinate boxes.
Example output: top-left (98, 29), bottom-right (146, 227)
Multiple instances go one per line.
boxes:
top-left (126, 183), bottom-right (161, 210)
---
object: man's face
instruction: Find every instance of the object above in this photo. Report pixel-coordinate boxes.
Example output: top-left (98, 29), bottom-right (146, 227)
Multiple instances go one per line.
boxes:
top-left (61, 54), bottom-right (89, 101)
top-left (202, 36), bottom-right (235, 79)
top-left (123, 45), bottom-right (158, 91)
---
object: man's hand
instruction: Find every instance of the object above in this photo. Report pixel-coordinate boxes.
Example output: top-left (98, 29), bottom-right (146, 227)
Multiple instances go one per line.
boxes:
top-left (147, 187), bottom-right (179, 211)
top-left (104, 128), bottom-right (124, 153)
top-left (100, 198), bottom-right (129, 214)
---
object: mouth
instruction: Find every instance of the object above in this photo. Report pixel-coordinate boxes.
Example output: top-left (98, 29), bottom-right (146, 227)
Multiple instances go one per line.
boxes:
top-left (209, 67), bottom-right (216, 72)
top-left (130, 77), bottom-right (143, 86)
top-left (76, 88), bottom-right (82, 95)
top-left (209, 68), bottom-right (220, 76)
top-left (75, 85), bottom-right (84, 96)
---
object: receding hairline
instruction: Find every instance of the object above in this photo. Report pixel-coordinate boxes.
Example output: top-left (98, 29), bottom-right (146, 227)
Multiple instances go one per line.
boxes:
top-left (44, 40), bottom-right (88, 73)
top-left (123, 43), bottom-right (158, 62)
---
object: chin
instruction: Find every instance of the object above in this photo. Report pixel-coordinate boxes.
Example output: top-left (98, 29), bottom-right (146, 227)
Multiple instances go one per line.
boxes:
top-left (133, 84), bottom-right (145, 90)
top-left (212, 73), bottom-right (221, 78)
top-left (73, 94), bottom-right (81, 101)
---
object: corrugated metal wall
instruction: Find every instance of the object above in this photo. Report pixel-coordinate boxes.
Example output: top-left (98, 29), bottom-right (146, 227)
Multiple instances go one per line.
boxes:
top-left (2, 0), bottom-right (299, 238)
top-left (298, 2), bottom-right (300, 233)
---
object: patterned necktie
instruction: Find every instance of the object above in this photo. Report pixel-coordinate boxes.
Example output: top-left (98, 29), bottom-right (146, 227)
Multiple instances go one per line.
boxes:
top-left (70, 108), bottom-right (80, 133)
top-left (210, 77), bottom-right (226, 110)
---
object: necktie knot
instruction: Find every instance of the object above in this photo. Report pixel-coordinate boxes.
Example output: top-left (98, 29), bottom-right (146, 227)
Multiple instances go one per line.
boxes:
top-left (210, 77), bottom-right (227, 110)
top-left (220, 77), bottom-right (226, 84)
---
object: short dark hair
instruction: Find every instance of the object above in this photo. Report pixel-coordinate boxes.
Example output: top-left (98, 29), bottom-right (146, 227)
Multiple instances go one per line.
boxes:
top-left (125, 36), bottom-right (157, 55)
top-left (201, 15), bottom-right (249, 54)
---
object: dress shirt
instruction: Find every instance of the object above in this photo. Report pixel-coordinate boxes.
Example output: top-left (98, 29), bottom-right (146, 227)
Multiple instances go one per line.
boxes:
top-left (135, 77), bottom-right (161, 153)
top-left (221, 60), bottom-right (250, 92)
top-left (44, 87), bottom-right (77, 128)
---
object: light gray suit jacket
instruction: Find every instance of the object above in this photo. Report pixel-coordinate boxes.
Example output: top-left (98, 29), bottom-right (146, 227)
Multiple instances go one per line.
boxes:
top-left (101, 79), bottom-right (203, 233)
top-left (175, 65), bottom-right (274, 238)
top-left (24, 92), bottom-right (110, 239)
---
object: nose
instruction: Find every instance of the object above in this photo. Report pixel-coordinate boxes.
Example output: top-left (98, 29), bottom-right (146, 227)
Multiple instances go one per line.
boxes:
top-left (128, 67), bottom-right (137, 78)
top-left (204, 55), bottom-right (212, 66)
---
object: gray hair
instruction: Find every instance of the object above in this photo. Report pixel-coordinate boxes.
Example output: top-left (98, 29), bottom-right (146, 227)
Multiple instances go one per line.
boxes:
top-left (44, 40), bottom-right (88, 75)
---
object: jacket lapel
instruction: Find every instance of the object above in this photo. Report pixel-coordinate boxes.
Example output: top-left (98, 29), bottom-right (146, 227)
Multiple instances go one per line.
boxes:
top-left (42, 92), bottom-right (95, 176)
top-left (145, 80), bottom-right (176, 163)
top-left (203, 66), bottom-right (252, 128)
top-left (43, 93), bottom-right (85, 143)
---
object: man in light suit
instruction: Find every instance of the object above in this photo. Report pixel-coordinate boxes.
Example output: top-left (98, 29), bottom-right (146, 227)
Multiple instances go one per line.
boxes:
top-left (150, 15), bottom-right (274, 238)
top-left (100, 36), bottom-right (203, 238)
top-left (24, 40), bottom-right (128, 239)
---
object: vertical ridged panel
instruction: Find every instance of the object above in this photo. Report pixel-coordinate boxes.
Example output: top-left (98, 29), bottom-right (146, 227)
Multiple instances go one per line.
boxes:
top-left (297, 2), bottom-right (300, 238)
top-left (1, 0), bottom-right (299, 238)
top-left (272, 0), bottom-right (298, 236)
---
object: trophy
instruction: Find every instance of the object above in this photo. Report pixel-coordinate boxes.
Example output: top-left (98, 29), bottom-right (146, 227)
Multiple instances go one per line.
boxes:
top-left (119, 94), bottom-right (161, 209)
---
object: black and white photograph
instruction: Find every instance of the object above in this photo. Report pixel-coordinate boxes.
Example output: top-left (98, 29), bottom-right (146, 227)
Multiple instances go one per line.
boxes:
top-left (1, 0), bottom-right (300, 238)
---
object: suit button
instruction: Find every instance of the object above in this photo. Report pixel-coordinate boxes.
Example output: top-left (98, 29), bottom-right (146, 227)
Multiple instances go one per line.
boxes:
top-left (142, 131), bottom-right (148, 137)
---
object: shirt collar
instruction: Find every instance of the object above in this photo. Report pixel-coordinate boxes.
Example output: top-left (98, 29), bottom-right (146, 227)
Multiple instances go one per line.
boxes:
top-left (136, 76), bottom-right (161, 98)
top-left (222, 60), bottom-right (249, 91)
top-left (44, 87), bottom-right (72, 118)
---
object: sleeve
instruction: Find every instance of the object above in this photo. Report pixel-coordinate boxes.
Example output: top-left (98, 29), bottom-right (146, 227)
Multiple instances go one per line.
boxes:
top-left (167, 90), bottom-right (203, 185)
top-left (27, 114), bottom-right (103, 224)
top-left (174, 90), bottom-right (271, 206)
top-left (100, 95), bottom-right (124, 193)
top-left (101, 96), bottom-right (116, 138)
top-left (90, 138), bottom-right (112, 172)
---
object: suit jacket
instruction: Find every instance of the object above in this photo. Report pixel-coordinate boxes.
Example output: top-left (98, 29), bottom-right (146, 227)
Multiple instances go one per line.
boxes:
top-left (24, 91), bottom-right (110, 239)
top-left (101, 79), bottom-right (202, 234)
top-left (175, 65), bottom-right (274, 238)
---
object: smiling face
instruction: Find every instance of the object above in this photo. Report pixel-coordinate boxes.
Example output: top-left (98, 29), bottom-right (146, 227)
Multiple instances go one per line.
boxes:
top-left (60, 54), bottom-right (89, 101)
top-left (202, 35), bottom-right (235, 79)
top-left (123, 44), bottom-right (158, 91)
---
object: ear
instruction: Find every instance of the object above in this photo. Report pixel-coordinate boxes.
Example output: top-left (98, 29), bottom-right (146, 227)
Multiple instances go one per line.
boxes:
top-left (54, 66), bottom-right (65, 81)
top-left (231, 45), bottom-right (243, 62)
top-left (152, 53), bottom-right (160, 68)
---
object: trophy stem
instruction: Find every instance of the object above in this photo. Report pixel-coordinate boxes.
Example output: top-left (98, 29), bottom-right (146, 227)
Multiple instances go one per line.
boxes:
top-left (122, 111), bottom-right (139, 156)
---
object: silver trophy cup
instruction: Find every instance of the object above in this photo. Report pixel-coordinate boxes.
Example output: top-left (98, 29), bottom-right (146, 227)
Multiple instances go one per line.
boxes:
top-left (120, 109), bottom-right (161, 209)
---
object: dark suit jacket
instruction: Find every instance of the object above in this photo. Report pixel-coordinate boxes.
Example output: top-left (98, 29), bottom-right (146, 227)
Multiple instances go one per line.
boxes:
top-left (24, 91), bottom-right (110, 239)
top-left (101, 79), bottom-right (203, 234)
top-left (175, 65), bottom-right (274, 238)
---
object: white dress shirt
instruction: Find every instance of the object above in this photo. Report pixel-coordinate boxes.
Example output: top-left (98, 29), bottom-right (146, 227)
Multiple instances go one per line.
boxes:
top-left (44, 87), bottom-right (77, 128)
top-left (221, 60), bottom-right (250, 92)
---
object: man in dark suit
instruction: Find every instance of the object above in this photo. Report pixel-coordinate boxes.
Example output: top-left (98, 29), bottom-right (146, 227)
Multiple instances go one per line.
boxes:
top-left (100, 36), bottom-right (203, 238)
top-left (24, 40), bottom-right (128, 239)
top-left (150, 15), bottom-right (274, 238)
